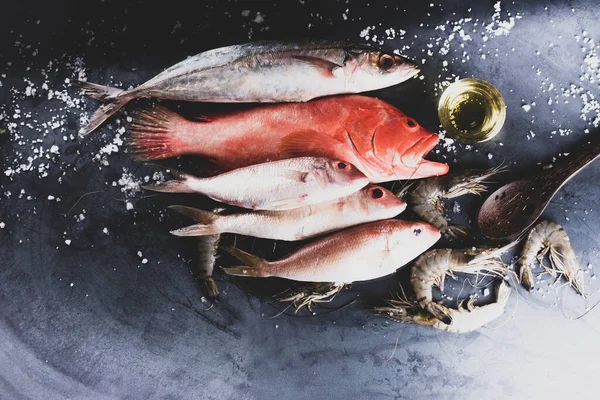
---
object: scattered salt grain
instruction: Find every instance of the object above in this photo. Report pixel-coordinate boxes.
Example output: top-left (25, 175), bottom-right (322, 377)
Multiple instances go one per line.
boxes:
top-left (452, 202), bottom-right (461, 213)
top-left (0, 222), bottom-right (5, 229)
top-left (483, 288), bottom-right (490, 297)
top-left (487, 153), bottom-right (494, 159)
top-left (126, 202), bottom-right (134, 210)
top-left (522, 104), bottom-right (531, 112)
top-left (141, 258), bottom-right (148, 264)
top-left (65, 239), bottom-right (71, 245)
top-left (103, 227), bottom-right (109, 235)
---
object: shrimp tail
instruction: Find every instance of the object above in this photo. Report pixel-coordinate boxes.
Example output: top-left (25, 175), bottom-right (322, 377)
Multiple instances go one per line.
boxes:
top-left (447, 225), bottom-right (469, 238)
top-left (426, 302), bottom-right (453, 324)
top-left (204, 277), bottom-right (219, 298)
top-left (220, 246), bottom-right (267, 277)
top-left (519, 264), bottom-right (535, 291)
top-left (75, 80), bottom-right (132, 137)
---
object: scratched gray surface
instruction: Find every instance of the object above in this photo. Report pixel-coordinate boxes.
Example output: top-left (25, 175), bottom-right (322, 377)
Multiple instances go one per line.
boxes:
top-left (1, 1), bottom-right (599, 399)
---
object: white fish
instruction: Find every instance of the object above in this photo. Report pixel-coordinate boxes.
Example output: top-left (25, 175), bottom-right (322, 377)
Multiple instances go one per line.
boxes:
top-left (143, 157), bottom-right (369, 211)
top-left (169, 185), bottom-right (407, 241)
top-left (221, 219), bottom-right (441, 283)
top-left (76, 41), bottom-right (419, 136)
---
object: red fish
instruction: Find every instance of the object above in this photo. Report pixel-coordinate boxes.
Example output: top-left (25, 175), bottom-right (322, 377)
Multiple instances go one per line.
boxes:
top-left (129, 95), bottom-right (448, 182)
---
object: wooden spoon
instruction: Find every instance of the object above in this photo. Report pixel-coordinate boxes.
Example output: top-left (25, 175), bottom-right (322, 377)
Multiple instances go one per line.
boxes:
top-left (478, 133), bottom-right (600, 240)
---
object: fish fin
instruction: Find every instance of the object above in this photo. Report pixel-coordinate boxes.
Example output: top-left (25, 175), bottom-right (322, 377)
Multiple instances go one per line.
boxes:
top-left (75, 80), bottom-right (130, 137)
top-left (169, 205), bottom-right (219, 224)
top-left (221, 245), bottom-right (263, 267)
top-left (141, 165), bottom-right (200, 194)
top-left (291, 55), bottom-right (341, 77)
top-left (221, 265), bottom-right (263, 277)
top-left (426, 303), bottom-right (453, 325)
top-left (128, 105), bottom-right (187, 161)
top-left (190, 114), bottom-right (212, 123)
top-left (75, 80), bottom-right (124, 100)
top-left (279, 131), bottom-right (344, 159)
top-left (170, 223), bottom-right (219, 237)
top-left (220, 246), bottom-right (266, 277)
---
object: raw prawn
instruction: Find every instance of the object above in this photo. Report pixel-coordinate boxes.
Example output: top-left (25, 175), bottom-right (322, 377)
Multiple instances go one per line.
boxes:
top-left (276, 282), bottom-right (347, 312)
top-left (376, 280), bottom-right (511, 333)
top-left (406, 167), bottom-right (504, 237)
top-left (410, 241), bottom-right (516, 324)
top-left (518, 220), bottom-right (584, 295)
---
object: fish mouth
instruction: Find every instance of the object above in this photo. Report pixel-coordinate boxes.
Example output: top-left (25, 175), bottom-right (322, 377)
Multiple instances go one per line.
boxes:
top-left (398, 135), bottom-right (449, 179)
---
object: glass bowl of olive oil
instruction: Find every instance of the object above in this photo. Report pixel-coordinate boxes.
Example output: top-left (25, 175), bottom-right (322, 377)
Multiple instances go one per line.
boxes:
top-left (438, 78), bottom-right (506, 144)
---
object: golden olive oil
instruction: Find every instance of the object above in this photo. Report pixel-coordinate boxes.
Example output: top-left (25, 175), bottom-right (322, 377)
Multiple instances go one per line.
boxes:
top-left (438, 78), bottom-right (506, 144)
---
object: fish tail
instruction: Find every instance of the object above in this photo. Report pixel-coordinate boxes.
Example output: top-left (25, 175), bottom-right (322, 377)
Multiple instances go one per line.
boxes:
top-left (220, 245), bottom-right (266, 277)
top-left (75, 80), bottom-right (131, 137)
top-left (169, 205), bottom-right (220, 236)
top-left (128, 105), bottom-right (187, 161)
top-left (141, 165), bottom-right (202, 194)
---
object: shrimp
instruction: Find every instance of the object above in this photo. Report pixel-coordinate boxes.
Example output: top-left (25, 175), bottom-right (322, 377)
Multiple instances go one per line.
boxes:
top-left (376, 280), bottom-right (511, 333)
top-left (406, 167), bottom-right (504, 237)
top-left (410, 240), bottom-right (516, 324)
top-left (276, 282), bottom-right (347, 312)
top-left (518, 220), bottom-right (584, 295)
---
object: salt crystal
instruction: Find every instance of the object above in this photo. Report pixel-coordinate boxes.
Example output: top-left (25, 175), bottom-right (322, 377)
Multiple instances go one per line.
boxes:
top-left (487, 153), bottom-right (493, 159)
top-left (65, 239), bottom-right (71, 245)
top-left (141, 258), bottom-right (148, 264)
top-left (137, 251), bottom-right (143, 257)
top-left (103, 227), bottom-right (109, 235)
top-left (522, 104), bottom-right (531, 112)
top-left (126, 202), bottom-right (133, 210)
top-left (0, 222), bottom-right (5, 229)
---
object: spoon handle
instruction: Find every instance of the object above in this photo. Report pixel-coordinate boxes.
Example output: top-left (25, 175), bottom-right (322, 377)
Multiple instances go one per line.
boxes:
top-left (536, 134), bottom-right (600, 193)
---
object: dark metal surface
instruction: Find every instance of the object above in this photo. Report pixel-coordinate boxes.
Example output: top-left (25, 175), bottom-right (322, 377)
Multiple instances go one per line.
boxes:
top-left (1, 1), bottom-right (599, 399)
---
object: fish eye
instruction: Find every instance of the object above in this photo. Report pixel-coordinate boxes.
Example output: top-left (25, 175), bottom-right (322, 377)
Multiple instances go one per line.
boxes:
top-left (406, 118), bottom-right (417, 127)
top-left (336, 162), bottom-right (347, 169)
top-left (413, 228), bottom-right (422, 236)
top-left (378, 54), bottom-right (395, 71)
top-left (370, 188), bottom-right (384, 199)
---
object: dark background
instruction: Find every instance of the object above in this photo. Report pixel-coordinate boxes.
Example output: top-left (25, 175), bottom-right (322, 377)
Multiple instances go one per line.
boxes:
top-left (1, 1), bottom-right (599, 399)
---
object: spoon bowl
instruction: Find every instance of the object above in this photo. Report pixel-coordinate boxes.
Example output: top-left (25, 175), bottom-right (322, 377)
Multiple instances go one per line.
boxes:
top-left (478, 133), bottom-right (600, 240)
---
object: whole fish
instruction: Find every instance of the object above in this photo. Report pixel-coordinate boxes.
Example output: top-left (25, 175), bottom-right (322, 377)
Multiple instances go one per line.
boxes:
top-left (169, 185), bottom-right (407, 241)
top-left (128, 96), bottom-right (449, 182)
top-left (144, 157), bottom-right (369, 211)
top-left (221, 219), bottom-right (441, 283)
top-left (77, 41), bottom-right (419, 136)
